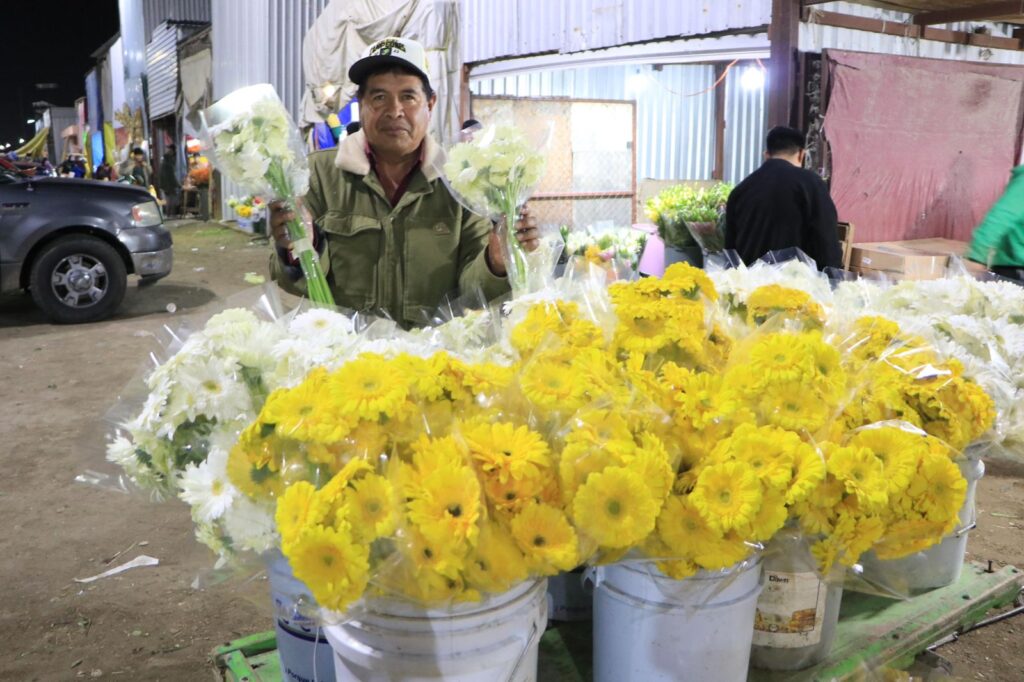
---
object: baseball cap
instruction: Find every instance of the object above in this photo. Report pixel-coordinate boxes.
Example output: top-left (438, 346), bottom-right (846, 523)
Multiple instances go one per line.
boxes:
top-left (349, 37), bottom-right (431, 88)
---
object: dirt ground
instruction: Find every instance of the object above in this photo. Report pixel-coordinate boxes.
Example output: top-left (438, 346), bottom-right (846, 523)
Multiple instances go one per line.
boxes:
top-left (0, 222), bottom-right (1022, 681)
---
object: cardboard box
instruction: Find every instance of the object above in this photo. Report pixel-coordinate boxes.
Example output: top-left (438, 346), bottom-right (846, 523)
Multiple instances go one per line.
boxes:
top-left (849, 239), bottom-right (969, 280)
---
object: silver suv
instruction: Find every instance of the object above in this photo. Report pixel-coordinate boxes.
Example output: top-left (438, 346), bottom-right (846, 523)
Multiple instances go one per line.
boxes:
top-left (0, 171), bottom-right (173, 323)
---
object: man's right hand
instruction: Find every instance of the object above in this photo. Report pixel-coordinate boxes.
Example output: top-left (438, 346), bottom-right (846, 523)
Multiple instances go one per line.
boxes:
top-left (269, 201), bottom-right (295, 248)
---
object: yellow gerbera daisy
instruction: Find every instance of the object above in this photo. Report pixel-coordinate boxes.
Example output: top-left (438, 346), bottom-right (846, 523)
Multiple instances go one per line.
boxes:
top-left (657, 495), bottom-right (723, 561)
top-left (827, 445), bottom-right (888, 511)
top-left (847, 427), bottom-right (924, 496)
top-left (227, 439), bottom-right (284, 500)
top-left (572, 467), bottom-right (659, 549)
top-left (661, 262), bottom-right (718, 301)
top-left (907, 453), bottom-right (967, 524)
top-left (625, 435), bottom-right (675, 503)
top-left (694, 531), bottom-right (754, 571)
top-left (406, 464), bottom-right (482, 545)
top-left (519, 355), bottom-right (584, 411)
top-left (402, 525), bottom-right (468, 578)
top-left (743, 486), bottom-right (789, 542)
top-left (460, 361), bottom-right (515, 397)
top-left (759, 381), bottom-right (832, 434)
top-left (328, 353), bottom-right (409, 421)
top-left (285, 524), bottom-right (369, 613)
top-left (744, 333), bottom-right (815, 387)
top-left (872, 518), bottom-right (948, 560)
top-left (463, 521), bottom-right (530, 594)
top-left (275, 482), bottom-right (321, 550)
top-left (690, 461), bottom-right (763, 533)
top-left (726, 424), bottom-right (796, 491)
top-left (483, 471), bottom-right (543, 513)
top-left (261, 369), bottom-right (350, 443)
top-left (462, 421), bottom-right (550, 485)
top-left (344, 473), bottom-right (398, 542)
top-left (510, 502), bottom-right (580, 573)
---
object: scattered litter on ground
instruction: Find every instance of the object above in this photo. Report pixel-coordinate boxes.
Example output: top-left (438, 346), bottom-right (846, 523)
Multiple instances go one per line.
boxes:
top-left (165, 303), bottom-right (177, 314)
top-left (243, 272), bottom-right (266, 284)
top-left (193, 267), bottom-right (206, 272)
top-left (74, 556), bottom-right (159, 584)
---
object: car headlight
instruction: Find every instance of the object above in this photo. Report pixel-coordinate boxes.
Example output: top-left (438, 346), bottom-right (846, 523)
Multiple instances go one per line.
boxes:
top-left (130, 201), bottom-right (163, 227)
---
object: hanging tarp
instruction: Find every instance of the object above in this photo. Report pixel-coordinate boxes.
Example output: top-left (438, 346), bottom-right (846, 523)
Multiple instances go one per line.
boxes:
top-left (824, 50), bottom-right (1024, 243)
top-left (300, 0), bottom-right (461, 144)
top-left (15, 127), bottom-right (50, 158)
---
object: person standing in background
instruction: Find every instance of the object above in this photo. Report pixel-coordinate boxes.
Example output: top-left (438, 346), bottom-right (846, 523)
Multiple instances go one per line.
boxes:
top-left (967, 164), bottom-right (1024, 282)
top-left (158, 147), bottom-right (181, 217)
top-left (724, 126), bottom-right (842, 270)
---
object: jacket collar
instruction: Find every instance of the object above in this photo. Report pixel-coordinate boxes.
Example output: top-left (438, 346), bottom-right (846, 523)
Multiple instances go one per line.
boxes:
top-left (335, 129), bottom-right (443, 182)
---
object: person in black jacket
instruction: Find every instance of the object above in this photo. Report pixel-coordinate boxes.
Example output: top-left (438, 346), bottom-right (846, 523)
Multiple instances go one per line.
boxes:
top-left (724, 126), bottom-right (842, 270)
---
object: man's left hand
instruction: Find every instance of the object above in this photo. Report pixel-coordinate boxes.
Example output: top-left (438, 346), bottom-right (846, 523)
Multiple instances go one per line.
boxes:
top-left (486, 205), bottom-right (540, 277)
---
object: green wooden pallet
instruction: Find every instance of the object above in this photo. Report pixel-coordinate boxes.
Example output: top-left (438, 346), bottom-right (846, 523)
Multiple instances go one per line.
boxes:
top-left (214, 562), bottom-right (1022, 682)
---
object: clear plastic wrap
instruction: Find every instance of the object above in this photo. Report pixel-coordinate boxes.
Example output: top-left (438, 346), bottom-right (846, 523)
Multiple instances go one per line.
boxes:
top-left (439, 123), bottom-right (554, 296)
top-left (200, 84), bottom-right (333, 304)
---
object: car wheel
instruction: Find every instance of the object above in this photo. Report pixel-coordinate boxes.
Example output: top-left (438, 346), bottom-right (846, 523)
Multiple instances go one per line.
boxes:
top-left (29, 236), bottom-right (127, 324)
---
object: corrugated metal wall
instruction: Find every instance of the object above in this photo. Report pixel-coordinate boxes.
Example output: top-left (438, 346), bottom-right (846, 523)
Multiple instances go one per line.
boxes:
top-left (146, 23), bottom-right (180, 119)
top-left (143, 0), bottom-right (211, 43)
top-left (724, 63), bottom-right (766, 184)
top-left (471, 61), bottom-right (763, 182)
top-left (211, 0), bottom-right (330, 221)
top-left (269, 0), bottom-right (332, 121)
top-left (461, 0), bottom-right (771, 63)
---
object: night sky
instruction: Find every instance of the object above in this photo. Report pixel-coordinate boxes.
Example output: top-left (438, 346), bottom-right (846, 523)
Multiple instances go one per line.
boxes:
top-left (0, 1), bottom-right (120, 149)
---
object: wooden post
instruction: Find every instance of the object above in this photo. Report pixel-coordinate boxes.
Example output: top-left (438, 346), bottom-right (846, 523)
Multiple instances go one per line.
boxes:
top-left (712, 62), bottom-right (727, 181)
top-left (768, 0), bottom-right (800, 129)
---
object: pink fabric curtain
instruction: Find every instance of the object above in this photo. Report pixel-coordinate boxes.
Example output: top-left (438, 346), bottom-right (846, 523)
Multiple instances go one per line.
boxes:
top-left (824, 50), bottom-right (1024, 243)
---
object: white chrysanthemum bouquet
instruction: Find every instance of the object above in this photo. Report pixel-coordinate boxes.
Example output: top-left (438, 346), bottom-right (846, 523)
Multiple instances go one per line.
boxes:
top-left (442, 124), bottom-right (547, 294)
top-left (102, 304), bottom-right (362, 562)
top-left (201, 84), bottom-right (334, 305)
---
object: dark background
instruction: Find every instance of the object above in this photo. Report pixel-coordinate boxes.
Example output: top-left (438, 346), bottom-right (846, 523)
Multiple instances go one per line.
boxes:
top-left (0, 1), bottom-right (119, 150)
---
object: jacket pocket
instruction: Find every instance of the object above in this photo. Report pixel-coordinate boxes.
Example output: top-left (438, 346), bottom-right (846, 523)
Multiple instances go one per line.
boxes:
top-left (403, 219), bottom-right (460, 317)
top-left (320, 213), bottom-right (382, 307)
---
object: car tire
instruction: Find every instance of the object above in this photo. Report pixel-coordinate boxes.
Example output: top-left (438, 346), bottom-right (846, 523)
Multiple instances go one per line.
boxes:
top-left (29, 236), bottom-right (127, 324)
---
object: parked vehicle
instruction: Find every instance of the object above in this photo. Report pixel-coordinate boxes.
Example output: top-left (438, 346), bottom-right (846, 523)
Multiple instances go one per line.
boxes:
top-left (0, 172), bottom-right (173, 323)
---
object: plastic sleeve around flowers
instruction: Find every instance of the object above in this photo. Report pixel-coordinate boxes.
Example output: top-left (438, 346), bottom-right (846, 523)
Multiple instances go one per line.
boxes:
top-left (435, 123), bottom-right (552, 296)
top-left (200, 84), bottom-right (334, 306)
top-left (83, 287), bottom-right (376, 568)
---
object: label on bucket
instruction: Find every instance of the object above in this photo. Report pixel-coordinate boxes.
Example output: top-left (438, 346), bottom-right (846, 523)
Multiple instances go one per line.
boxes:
top-left (753, 571), bottom-right (826, 647)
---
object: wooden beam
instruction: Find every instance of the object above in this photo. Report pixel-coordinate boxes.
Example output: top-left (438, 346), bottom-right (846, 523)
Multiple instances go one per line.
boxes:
top-left (804, 8), bottom-right (1024, 50)
top-left (913, 1), bottom-right (1024, 26)
top-left (769, 0), bottom-right (801, 129)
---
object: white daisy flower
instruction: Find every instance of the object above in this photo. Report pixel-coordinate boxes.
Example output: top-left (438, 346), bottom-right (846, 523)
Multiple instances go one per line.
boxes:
top-left (179, 457), bottom-right (238, 523)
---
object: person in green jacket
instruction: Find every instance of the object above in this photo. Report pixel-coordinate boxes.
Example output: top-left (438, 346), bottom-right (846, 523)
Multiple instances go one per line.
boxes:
top-left (269, 36), bottom-right (540, 327)
top-left (967, 165), bottom-right (1024, 281)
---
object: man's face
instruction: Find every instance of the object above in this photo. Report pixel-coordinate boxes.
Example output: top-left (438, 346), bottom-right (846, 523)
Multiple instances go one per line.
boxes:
top-left (133, 153), bottom-right (144, 164)
top-left (361, 71), bottom-right (435, 159)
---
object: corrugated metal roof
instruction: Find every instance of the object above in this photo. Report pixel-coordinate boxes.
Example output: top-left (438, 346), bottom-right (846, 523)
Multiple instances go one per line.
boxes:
top-left (142, 0), bottom-right (211, 43)
top-left (461, 0), bottom-right (771, 63)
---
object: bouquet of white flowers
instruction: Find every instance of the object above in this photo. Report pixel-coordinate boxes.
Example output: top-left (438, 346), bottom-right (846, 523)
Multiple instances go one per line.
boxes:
top-left (562, 225), bottom-right (648, 273)
top-left (97, 301), bottom-right (365, 561)
top-left (201, 84), bottom-right (333, 305)
top-left (442, 124), bottom-right (547, 294)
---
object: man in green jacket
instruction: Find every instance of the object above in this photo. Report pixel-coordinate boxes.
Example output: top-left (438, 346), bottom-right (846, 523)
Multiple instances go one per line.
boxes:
top-left (270, 36), bottom-right (539, 327)
top-left (967, 165), bottom-right (1024, 281)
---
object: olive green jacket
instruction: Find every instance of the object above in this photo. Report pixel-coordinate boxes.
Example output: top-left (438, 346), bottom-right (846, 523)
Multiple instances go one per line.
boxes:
top-left (270, 131), bottom-right (508, 327)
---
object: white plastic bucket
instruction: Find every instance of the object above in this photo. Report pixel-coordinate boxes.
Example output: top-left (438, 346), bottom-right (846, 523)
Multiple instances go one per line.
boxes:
top-left (546, 568), bottom-right (592, 621)
top-left (324, 579), bottom-right (548, 682)
top-left (592, 559), bottom-right (763, 682)
top-left (265, 551), bottom-right (337, 682)
top-left (860, 456), bottom-right (985, 593)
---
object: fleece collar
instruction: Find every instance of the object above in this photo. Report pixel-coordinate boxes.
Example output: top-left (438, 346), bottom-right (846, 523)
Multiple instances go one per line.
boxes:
top-left (334, 129), bottom-right (443, 181)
